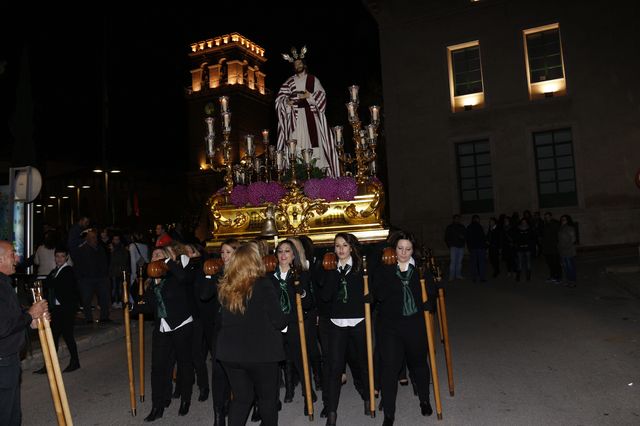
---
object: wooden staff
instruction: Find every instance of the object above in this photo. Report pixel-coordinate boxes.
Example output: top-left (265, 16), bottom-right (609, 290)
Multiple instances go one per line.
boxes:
top-left (292, 266), bottom-right (314, 421)
top-left (418, 271), bottom-right (443, 420)
top-left (427, 250), bottom-right (455, 397)
top-left (122, 271), bottom-right (137, 416)
top-left (362, 256), bottom-right (376, 418)
top-left (137, 265), bottom-right (145, 402)
top-left (32, 282), bottom-right (73, 425)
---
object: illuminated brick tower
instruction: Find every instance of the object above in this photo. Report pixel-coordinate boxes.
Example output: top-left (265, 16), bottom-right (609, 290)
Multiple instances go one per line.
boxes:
top-left (184, 33), bottom-right (273, 239)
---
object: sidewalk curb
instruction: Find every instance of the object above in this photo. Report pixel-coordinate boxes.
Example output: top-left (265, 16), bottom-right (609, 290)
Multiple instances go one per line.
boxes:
top-left (21, 322), bottom-right (133, 370)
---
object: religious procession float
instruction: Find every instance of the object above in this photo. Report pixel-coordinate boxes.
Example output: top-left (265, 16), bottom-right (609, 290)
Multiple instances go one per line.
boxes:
top-left (204, 47), bottom-right (388, 249)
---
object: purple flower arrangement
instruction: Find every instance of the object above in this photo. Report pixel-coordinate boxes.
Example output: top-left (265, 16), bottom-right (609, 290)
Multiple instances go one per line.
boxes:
top-left (227, 177), bottom-right (359, 207)
top-left (304, 177), bottom-right (357, 201)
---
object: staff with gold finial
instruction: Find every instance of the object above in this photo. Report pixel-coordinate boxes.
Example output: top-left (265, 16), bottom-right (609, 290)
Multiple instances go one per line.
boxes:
top-left (122, 270), bottom-right (137, 416)
top-left (31, 280), bottom-right (73, 425)
top-left (427, 249), bottom-right (455, 397)
top-left (137, 264), bottom-right (145, 402)
top-left (292, 264), bottom-right (314, 420)
top-left (362, 255), bottom-right (376, 418)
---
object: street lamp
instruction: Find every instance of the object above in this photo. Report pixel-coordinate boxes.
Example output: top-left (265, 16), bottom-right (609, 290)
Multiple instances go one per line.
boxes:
top-left (93, 168), bottom-right (121, 225)
top-left (67, 185), bottom-right (91, 225)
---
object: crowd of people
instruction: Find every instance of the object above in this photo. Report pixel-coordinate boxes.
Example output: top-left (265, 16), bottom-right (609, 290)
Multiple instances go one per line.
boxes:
top-left (445, 211), bottom-right (578, 287)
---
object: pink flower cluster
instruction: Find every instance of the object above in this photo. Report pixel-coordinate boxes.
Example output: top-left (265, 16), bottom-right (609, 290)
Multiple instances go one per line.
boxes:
top-left (303, 176), bottom-right (357, 202)
top-left (227, 177), bottom-right (359, 207)
top-left (229, 182), bottom-right (287, 207)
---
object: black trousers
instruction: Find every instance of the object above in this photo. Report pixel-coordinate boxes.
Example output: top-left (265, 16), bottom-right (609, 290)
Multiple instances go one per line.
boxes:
top-left (51, 305), bottom-right (79, 363)
top-left (282, 317), bottom-right (317, 398)
top-left (489, 247), bottom-right (500, 276)
top-left (78, 277), bottom-right (110, 322)
top-left (203, 322), bottom-right (230, 412)
top-left (191, 319), bottom-right (209, 390)
top-left (222, 361), bottom-right (280, 426)
top-left (326, 320), bottom-right (369, 412)
top-left (0, 353), bottom-right (21, 426)
top-left (378, 315), bottom-right (430, 419)
top-left (151, 322), bottom-right (195, 406)
top-left (545, 253), bottom-right (562, 280)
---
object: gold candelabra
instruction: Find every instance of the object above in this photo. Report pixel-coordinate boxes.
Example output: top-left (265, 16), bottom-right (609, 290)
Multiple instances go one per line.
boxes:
top-left (333, 85), bottom-right (381, 184)
top-left (205, 96), bottom-right (234, 195)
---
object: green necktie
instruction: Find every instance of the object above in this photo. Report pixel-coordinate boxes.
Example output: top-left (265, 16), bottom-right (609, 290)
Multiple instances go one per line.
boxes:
top-left (337, 264), bottom-right (351, 304)
top-left (275, 266), bottom-right (291, 314)
top-left (153, 279), bottom-right (167, 319)
top-left (396, 264), bottom-right (418, 316)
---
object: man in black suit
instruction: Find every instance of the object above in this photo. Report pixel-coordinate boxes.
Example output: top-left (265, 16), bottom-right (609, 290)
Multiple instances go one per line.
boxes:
top-left (34, 246), bottom-right (81, 374)
top-left (0, 240), bottom-right (49, 425)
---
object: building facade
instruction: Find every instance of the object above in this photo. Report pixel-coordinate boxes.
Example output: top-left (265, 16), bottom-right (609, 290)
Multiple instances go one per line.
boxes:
top-left (370, 0), bottom-right (640, 250)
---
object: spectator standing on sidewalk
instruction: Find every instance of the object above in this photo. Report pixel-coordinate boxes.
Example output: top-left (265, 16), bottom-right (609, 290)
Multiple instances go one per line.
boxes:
top-left (34, 230), bottom-right (58, 276)
top-left (129, 231), bottom-right (149, 287)
top-left (67, 216), bottom-right (90, 263)
top-left (514, 219), bottom-right (536, 282)
top-left (466, 215), bottom-right (487, 282)
top-left (108, 234), bottom-right (130, 309)
top-left (75, 229), bottom-right (111, 323)
top-left (487, 217), bottom-right (501, 278)
top-left (542, 212), bottom-right (562, 283)
top-left (444, 215), bottom-right (466, 281)
top-left (501, 216), bottom-right (517, 278)
top-left (558, 215), bottom-right (577, 287)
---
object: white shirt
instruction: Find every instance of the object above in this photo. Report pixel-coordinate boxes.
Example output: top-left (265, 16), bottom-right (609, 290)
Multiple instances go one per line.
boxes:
top-left (160, 316), bottom-right (193, 333)
top-left (331, 256), bottom-right (364, 327)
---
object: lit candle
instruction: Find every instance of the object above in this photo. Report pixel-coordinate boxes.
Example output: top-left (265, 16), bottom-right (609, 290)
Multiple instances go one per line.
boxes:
top-left (219, 96), bottom-right (229, 113)
top-left (276, 150), bottom-right (284, 170)
top-left (205, 135), bottom-right (215, 157)
top-left (346, 102), bottom-right (357, 121)
top-left (205, 116), bottom-right (215, 136)
top-left (302, 148), bottom-right (313, 165)
top-left (333, 126), bottom-right (344, 145)
top-left (222, 112), bottom-right (231, 131)
top-left (261, 129), bottom-right (269, 144)
top-left (348, 85), bottom-right (359, 103)
top-left (287, 139), bottom-right (297, 156)
top-left (366, 124), bottom-right (376, 140)
top-left (246, 134), bottom-right (255, 156)
top-left (369, 105), bottom-right (380, 123)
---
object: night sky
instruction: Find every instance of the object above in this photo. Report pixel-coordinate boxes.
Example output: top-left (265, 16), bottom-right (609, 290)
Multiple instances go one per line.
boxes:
top-left (1, 3), bottom-right (382, 176)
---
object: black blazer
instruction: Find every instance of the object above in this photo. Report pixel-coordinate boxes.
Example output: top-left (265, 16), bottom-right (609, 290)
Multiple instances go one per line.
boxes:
top-left (216, 277), bottom-right (287, 363)
top-left (44, 265), bottom-right (80, 310)
top-left (268, 269), bottom-right (314, 324)
top-left (320, 267), bottom-right (366, 319)
top-left (137, 260), bottom-right (193, 330)
top-left (371, 263), bottom-right (435, 322)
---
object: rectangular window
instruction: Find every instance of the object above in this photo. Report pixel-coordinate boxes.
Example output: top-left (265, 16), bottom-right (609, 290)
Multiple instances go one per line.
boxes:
top-left (523, 23), bottom-right (567, 100)
top-left (533, 128), bottom-right (577, 207)
top-left (447, 41), bottom-right (485, 112)
top-left (456, 140), bottom-right (494, 213)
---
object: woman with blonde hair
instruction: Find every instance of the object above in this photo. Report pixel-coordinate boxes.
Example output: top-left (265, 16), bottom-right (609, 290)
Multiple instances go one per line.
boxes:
top-left (216, 243), bottom-right (287, 426)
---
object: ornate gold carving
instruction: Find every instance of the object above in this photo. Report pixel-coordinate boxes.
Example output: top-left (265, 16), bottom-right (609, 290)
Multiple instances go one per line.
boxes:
top-left (275, 186), bottom-right (329, 234)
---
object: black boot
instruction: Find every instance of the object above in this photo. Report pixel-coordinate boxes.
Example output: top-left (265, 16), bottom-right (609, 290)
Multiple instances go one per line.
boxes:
top-left (63, 360), bottom-right (80, 373)
top-left (198, 386), bottom-right (209, 402)
top-left (250, 402), bottom-right (261, 422)
top-left (178, 399), bottom-right (190, 416)
top-left (320, 406), bottom-right (328, 418)
top-left (214, 406), bottom-right (226, 426)
top-left (144, 406), bottom-right (164, 422)
top-left (382, 416), bottom-right (394, 426)
top-left (326, 411), bottom-right (337, 426)
top-left (420, 400), bottom-right (433, 416)
top-left (284, 362), bottom-right (295, 403)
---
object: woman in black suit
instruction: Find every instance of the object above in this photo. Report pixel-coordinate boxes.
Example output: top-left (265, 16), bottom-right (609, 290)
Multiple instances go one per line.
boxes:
top-left (269, 239), bottom-right (315, 411)
top-left (371, 231), bottom-right (434, 426)
top-left (137, 247), bottom-right (195, 422)
top-left (321, 233), bottom-right (371, 426)
top-left (216, 243), bottom-right (287, 426)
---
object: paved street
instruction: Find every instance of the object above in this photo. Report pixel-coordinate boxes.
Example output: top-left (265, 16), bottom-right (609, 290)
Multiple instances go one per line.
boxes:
top-left (20, 247), bottom-right (640, 425)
